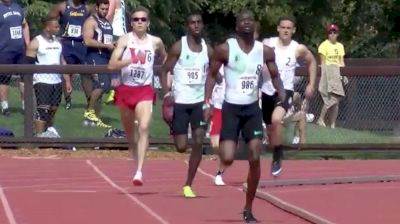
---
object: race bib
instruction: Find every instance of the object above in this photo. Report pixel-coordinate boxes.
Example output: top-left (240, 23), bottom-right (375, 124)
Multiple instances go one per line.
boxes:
top-left (236, 75), bottom-right (257, 95)
top-left (129, 66), bottom-right (146, 83)
top-left (10, 26), bottom-right (22, 39)
top-left (103, 34), bottom-right (113, 45)
top-left (184, 68), bottom-right (202, 85)
top-left (67, 25), bottom-right (82, 38)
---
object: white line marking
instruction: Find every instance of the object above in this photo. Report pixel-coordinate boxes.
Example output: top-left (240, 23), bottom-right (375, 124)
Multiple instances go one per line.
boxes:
top-left (0, 185), bottom-right (17, 224)
top-left (185, 160), bottom-right (333, 224)
top-left (35, 190), bottom-right (97, 193)
top-left (86, 160), bottom-right (169, 224)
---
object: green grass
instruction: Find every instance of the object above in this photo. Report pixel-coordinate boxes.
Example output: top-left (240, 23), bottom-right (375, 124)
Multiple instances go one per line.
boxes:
top-left (0, 87), bottom-right (170, 138)
top-left (1, 87), bottom-right (398, 144)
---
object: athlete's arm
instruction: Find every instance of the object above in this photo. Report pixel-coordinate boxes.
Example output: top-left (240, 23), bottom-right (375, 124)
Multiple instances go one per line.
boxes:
top-left (48, 2), bottom-right (65, 19)
top-left (204, 43), bottom-right (227, 103)
top-left (106, 0), bottom-right (117, 21)
top-left (160, 40), bottom-right (181, 96)
top-left (108, 34), bottom-right (131, 70)
top-left (22, 18), bottom-right (30, 47)
top-left (154, 37), bottom-right (167, 65)
top-left (83, 17), bottom-right (113, 50)
top-left (25, 37), bottom-right (39, 59)
top-left (296, 44), bottom-right (317, 98)
top-left (263, 45), bottom-right (285, 102)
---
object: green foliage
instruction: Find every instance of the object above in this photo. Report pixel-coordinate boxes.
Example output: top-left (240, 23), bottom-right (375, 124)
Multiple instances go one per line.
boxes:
top-left (16, 0), bottom-right (400, 57)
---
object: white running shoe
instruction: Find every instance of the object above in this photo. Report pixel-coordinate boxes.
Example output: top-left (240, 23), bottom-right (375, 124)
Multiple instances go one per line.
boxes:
top-left (132, 171), bottom-right (143, 186)
top-left (292, 136), bottom-right (300, 144)
top-left (214, 174), bottom-right (225, 186)
top-left (47, 126), bottom-right (60, 138)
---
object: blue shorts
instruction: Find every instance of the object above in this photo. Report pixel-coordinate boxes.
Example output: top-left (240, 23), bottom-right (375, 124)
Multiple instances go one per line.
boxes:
top-left (0, 51), bottom-right (25, 84)
top-left (62, 39), bottom-right (87, 65)
top-left (85, 53), bottom-right (112, 92)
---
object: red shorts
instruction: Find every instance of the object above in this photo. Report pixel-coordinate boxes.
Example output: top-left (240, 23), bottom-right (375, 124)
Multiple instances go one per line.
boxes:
top-left (210, 108), bottom-right (222, 136)
top-left (115, 85), bottom-right (155, 109)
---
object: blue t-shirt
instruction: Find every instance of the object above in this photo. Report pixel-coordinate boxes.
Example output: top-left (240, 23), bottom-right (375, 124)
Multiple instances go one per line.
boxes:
top-left (87, 15), bottom-right (113, 57)
top-left (0, 2), bottom-right (25, 53)
top-left (60, 0), bottom-right (89, 41)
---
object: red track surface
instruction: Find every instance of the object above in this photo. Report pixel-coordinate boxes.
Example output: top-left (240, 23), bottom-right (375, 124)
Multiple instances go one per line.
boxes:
top-left (0, 157), bottom-right (399, 224)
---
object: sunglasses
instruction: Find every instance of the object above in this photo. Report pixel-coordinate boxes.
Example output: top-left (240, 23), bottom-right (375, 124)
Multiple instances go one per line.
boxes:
top-left (329, 30), bottom-right (338, 34)
top-left (132, 17), bottom-right (148, 22)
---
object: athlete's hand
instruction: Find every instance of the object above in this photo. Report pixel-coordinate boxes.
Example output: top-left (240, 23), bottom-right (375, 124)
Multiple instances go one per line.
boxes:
top-left (107, 44), bottom-right (115, 51)
top-left (203, 103), bottom-right (212, 123)
top-left (65, 82), bottom-right (73, 94)
top-left (305, 84), bottom-right (315, 99)
top-left (111, 78), bottom-right (120, 87)
top-left (162, 92), bottom-right (174, 124)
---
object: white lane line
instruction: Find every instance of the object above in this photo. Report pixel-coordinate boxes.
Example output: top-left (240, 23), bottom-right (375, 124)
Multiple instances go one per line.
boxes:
top-left (86, 160), bottom-right (169, 224)
top-left (0, 185), bottom-right (17, 224)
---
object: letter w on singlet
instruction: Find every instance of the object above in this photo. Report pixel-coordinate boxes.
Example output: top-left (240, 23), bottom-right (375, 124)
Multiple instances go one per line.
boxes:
top-left (130, 48), bottom-right (149, 64)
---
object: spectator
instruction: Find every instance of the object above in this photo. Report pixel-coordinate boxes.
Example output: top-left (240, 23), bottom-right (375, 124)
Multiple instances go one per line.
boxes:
top-left (0, 0), bottom-right (30, 116)
top-left (26, 17), bottom-right (72, 137)
top-left (316, 23), bottom-right (346, 129)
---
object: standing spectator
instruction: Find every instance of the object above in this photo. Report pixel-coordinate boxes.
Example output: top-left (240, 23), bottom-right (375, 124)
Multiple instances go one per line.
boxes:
top-left (48, 0), bottom-right (90, 110)
top-left (316, 23), bottom-right (345, 129)
top-left (26, 17), bottom-right (72, 137)
top-left (82, 0), bottom-right (113, 128)
top-left (0, 0), bottom-right (30, 116)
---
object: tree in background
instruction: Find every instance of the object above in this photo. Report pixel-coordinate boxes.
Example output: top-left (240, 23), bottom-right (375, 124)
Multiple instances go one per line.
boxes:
top-left (17, 0), bottom-right (400, 57)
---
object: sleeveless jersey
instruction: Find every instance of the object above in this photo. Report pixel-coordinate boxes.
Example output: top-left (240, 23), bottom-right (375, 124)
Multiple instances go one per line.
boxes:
top-left (261, 37), bottom-right (299, 95)
top-left (0, 2), bottom-right (24, 53)
top-left (172, 36), bottom-right (209, 104)
top-left (87, 15), bottom-right (113, 56)
top-left (120, 33), bottom-right (155, 86)
top-left (61, 1), bottom-right (89, 41)
top-left (224, 38), bottom-right (263, 105)
top-left (211, 66), bottom-right (225, 109)
top-left (33, 35), bottom-right (63, 85)
top-left (111, 0), bottom-right (127, 37)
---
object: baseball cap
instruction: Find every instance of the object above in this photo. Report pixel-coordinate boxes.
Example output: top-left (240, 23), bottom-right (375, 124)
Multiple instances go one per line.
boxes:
top-left (327, 23), bottom-right (339, 33)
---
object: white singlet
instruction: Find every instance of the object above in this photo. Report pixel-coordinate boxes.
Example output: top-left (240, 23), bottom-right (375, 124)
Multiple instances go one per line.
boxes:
top-left (261, 37), bottom-right (299, 95)
top-left (33, 35), bottom-right (63, 85)
top-left (172, 36), bottom-right (209, 104)
top-left (224, 38), bottom-right (263, 105)
top-left (111, 0), bottom-right (127, 37)
top-left (120, 33), bottom-right (155, 86)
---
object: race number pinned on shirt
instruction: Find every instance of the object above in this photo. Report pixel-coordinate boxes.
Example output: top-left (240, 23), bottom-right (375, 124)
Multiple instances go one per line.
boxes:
top-left (10, 26), bottom-right (22, 39)
top-left (67, 25), bottom-right (82, 38)
top-left (128, 66), bottom-right (146, 84)
top-left (103, 34), bottom-right (113, 45)
top-left (183, 68), bottom-right (202, 85)
top-left (237, 75), bottom-right (257, 95)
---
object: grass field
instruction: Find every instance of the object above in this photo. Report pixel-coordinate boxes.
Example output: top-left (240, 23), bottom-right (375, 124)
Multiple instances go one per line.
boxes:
top-left (0, 87), bottom-right (398, 145)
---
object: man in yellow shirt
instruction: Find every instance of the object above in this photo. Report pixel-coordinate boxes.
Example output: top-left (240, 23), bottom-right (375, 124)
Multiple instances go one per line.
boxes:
top-left (316, 23), bottom-right (346, 128)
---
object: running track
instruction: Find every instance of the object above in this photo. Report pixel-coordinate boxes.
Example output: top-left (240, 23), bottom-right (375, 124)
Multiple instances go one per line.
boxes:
top-left (0, 157), bottom-right (399, 224)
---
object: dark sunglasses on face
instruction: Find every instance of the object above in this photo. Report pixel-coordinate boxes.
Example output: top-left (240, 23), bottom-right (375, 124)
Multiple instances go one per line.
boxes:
top-left (132, 17), bottom-right (148, 22)
top-left (329, 30), bottom-right (338, 34)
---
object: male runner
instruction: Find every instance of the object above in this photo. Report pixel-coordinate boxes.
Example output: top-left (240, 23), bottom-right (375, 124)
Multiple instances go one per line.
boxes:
top-left (204, 10), bottom-right (285, 222)
top-left (261, 16), bottom-right (317, 176)
top-left (160, 13), bottom-right (212, 198)
top-left (108, 6), bottom-right (167, 186)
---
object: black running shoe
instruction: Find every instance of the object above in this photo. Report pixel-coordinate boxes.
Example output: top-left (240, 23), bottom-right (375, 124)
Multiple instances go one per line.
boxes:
top-left (243, 209), bottom-right (257, 223)
top-left (271, 147), bottom-right (283, 177)
top-left (1, 108), bottom-right (10, 117)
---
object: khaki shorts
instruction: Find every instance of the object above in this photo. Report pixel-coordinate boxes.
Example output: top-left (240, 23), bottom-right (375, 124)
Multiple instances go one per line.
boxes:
top-left (318, 64), bottom-right (345, 108)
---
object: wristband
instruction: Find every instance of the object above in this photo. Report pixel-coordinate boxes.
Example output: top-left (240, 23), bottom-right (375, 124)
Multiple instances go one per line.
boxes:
top-left (163, 91), bottom-right (171, 98)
